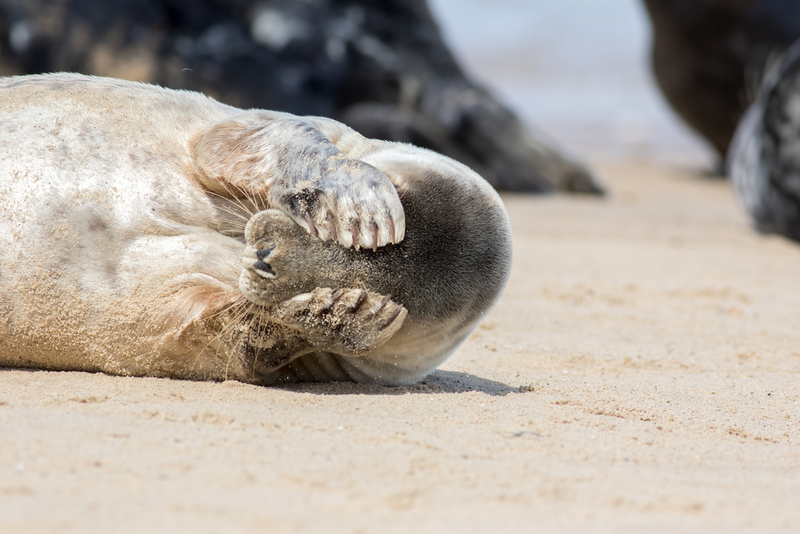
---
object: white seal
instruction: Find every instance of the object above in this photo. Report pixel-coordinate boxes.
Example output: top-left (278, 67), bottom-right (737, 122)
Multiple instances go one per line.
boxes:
top-left (0, 73), bottom-right (512, 385)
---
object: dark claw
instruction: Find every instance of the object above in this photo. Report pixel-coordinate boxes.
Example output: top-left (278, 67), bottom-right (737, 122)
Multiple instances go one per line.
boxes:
top-left (319, 295), bottom-right (336, 312)
top-left (350, 218), bottom-right (361, 250)
top-left (352, 289), bottom-right (368, 310)
top-left (367, 295), bottom-right (391, 319)
top-left (303, 212), bottom-right (318, 238)
top-left (326, 213), bottom-right (338, 243)
top-left (387, 217), bottom-right (396, 245)
top-left (378, 305), bottom-right (405, 331)
top-left (371, 220), bottom-right (379, 252)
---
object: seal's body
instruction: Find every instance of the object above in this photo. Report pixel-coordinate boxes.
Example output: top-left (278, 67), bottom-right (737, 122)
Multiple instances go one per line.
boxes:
top-left (643, 0), bottom-right (800, 158)
top-left (0, 73), bottom-right (512, 385)
top-left (729, 41), bottom-right (800, 243)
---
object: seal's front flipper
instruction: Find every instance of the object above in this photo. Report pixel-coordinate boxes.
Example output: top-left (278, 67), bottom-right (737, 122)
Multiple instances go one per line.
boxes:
top-left (271, 287), bottom-right (407, 357)
top-left (269, 154), bottom-right (405, 251)
top-left (191, 112), bottom-right (405, 250)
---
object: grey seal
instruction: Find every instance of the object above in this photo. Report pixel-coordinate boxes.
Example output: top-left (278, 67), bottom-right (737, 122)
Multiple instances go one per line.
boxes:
top-left (0, 73), bottom-right (512, 385)
top-left (643, 0), bottom-right (800, 159)
top-left (729, 40), bottom-right (800, 242)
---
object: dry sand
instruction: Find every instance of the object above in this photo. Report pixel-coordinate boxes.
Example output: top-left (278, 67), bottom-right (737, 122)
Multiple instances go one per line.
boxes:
top-left (1, 160), bottom-right (799, 533)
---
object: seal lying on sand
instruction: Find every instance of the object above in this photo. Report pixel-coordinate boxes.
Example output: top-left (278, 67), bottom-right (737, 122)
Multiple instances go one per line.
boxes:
top-left (0, 73), bottom-right (512, 385)
top-left (729, 41), bottom-right (800, 243)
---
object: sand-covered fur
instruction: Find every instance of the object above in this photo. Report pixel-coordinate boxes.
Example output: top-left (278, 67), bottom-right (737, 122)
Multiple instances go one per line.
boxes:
top-left (0, 73), bottom-right (511, 385)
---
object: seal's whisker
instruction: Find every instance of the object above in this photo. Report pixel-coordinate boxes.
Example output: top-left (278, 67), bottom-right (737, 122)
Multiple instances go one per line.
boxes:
top-left (201, 296), bottom-right (244, 323)
top-left (248, 308), bottom-right (273, 380)
top-left (205, 305), bottom-right (243, 376)
top-left (229, 181), bottom-right (264, 219)
top-left (218, 300), bottom-right (260, 381)
top-left (223, 301), bottom-right (260, 381)
top-left (207, 193), bottom-right (251, 223)
top-left (208, 179), bottom-right (261, 225)
top-left (190, 298), bottom-right (250, 373)
top-left (205, 189), bottom-right (255, 237)
top-left (242, 310), bottom-right (261, 381)
top-left (239, 183), bottom-right (270, 215)
top-left (218, 182), bottom-right (258, 219)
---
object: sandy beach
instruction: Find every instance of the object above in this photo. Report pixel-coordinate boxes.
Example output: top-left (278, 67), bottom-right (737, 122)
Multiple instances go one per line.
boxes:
top-left (2, 160), bottom-right (798, 533)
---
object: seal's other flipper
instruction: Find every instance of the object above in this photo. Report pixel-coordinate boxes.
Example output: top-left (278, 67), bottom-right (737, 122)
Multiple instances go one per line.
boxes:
top-left (239, 287), bottom-right (406, 373)
top-left (270, 288), bottom-right (407, 357)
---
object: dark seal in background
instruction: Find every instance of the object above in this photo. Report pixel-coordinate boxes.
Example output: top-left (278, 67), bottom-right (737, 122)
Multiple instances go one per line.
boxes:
top-left (0, 0), bottom-right (604, 194)
top-left (643, 0), bottom-right (800, 160)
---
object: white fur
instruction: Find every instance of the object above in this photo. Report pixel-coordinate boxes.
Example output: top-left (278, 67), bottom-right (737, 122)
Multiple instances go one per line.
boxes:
top-left (0, 73), bottom-right (511, 385)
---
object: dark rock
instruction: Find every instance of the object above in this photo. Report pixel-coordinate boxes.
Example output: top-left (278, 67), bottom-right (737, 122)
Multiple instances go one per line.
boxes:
top-left (0, 0), bottom-right (603, 194)
top-left (643, 0), bottom-right (800, 158)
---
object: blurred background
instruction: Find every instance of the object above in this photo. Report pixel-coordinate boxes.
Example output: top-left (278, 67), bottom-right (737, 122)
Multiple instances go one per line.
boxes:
top-left (0, 0), bottom-right (718, 175)
top-left (429, 0), bottom-right (713, 166)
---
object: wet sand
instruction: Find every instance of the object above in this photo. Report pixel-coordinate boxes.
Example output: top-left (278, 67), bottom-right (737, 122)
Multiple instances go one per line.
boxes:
top-left (2, 160), bottom-right (798, 533)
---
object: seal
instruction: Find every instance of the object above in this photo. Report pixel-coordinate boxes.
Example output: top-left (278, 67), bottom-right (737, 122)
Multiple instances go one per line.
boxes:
top-left (729, 40), bottom-right (800, 242)
top-left (0, 0), bottom-right (605, 195)
top-left (0, 72), bottom-right (512, 386)
top-left (643, 0), bottom-right (800, 158)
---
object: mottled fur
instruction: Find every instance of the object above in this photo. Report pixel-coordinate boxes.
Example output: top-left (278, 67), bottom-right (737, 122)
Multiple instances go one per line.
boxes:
top-left (729, 40), bottom-right (800, 242)
top-left (0, 73), bottom-right (511, 385)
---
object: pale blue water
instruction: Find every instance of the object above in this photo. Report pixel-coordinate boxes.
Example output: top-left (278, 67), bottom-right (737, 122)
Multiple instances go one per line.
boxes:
top-left (428, 0), bottom-right (713, 164)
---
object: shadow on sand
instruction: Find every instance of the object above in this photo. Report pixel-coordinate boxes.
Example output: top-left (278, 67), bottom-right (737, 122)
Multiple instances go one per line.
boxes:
top-left (0, 367), bottom-right (520, 397)
top-left (278, 370), bottom-right (519, 397)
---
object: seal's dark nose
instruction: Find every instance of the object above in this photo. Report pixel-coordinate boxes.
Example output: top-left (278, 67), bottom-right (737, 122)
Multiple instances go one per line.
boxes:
top-left (255, 245), bottom-right (275, 260)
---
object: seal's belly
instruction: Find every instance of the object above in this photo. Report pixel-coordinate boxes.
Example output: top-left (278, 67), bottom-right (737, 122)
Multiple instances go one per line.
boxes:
top-left (0, 85), bottom-right (244, 375)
